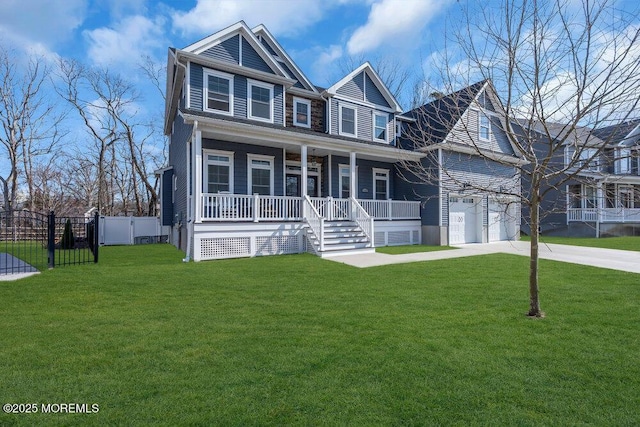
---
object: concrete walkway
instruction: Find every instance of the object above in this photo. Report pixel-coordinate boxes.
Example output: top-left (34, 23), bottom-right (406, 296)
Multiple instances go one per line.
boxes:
top-left (327, 241), bottom-right (640, 274)
top-left (0, 253), bottom-right (40, 281)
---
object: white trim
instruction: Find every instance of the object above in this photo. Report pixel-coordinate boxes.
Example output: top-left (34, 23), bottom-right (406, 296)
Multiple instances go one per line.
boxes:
top-left (293, 97), bottom-right (312, 128)
top-left (372, 168), bottom-right (390, 200)
top-left (247, 153), bottom-right (275, 196)
top-left (203, 69), bottom-right (234, 116)
top-left (247, 79), bottom-right (274, 123)
top-left (372, 112), bottom-right (388, 143)
top-left (186, 61), bottom-right (191, 109)
top-left (438, 148), bottom-right (443, 227)
top-left (339, 103), bottom-right (357, 137)
top-left (203, 148), bottom-right (235, 194)
top-left (331, 94), bottom-right (397, 114)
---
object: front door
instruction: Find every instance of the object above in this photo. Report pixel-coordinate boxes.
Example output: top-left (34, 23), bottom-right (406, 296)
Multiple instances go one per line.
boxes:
top-left (307, 176), bottom-right (319, 197)
top-left (286, 174), bottom-right (301, 197)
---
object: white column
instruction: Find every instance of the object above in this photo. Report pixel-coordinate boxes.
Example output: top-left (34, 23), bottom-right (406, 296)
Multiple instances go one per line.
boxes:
top-left (301, 145), bottom-right (308, 198)
top-left (596, 181), bottom-right (603, 238)
top-left (328, 153), bottom-right (333, 197)
top-left (350, 151), bottom-right (357, 199)
top-left (194, 127), bottom-right (203, 223)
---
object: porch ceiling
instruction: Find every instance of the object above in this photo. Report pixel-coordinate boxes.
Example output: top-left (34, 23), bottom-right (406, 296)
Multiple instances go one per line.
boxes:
top-left (184, 112), bottom-right (424, 163)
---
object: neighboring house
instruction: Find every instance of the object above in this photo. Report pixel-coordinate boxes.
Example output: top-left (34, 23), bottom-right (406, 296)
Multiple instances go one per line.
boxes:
top-left (400, 80), bottom-right (524, 245)
top-left (159, 21), bottom-right (427, 261)
top-left (530, 119), bottom-right (640, 237)
top-left (158, 22), bottom-right (524, 260)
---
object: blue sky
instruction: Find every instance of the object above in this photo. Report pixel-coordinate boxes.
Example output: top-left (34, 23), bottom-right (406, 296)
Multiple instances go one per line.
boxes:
top-left (0, 0), bottom-right (459, 109)
top-left (0, 0), bottom-right (638, 121)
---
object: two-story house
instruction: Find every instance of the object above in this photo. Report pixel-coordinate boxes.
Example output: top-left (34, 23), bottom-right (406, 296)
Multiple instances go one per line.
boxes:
top-left (159, 21), bottom-right (427, 261)
top-left (399, 80), bottom-right (524, 245)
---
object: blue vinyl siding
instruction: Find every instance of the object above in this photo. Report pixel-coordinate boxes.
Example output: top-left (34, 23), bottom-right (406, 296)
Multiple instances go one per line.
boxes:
top-left (242, 37), bottom-right (274, 74)
top-left (168, 114), bottom-right (193, 229)
top-left (330, 99), bottom-right (374, 141)
top-left (336, 72), bottom-right (364, 101)
top-left (394, 158), bottom-right (439, 226)
top-left (234, 75), bottom-right (247, 118)
top-left (161, 169), bottom-right (173, 226)
top-left (365, 73), bottom-right (391, 108)
top-left (201, 139), bottom-right (284, 195)
top-left (274, 85), bottom-right (284, 125)
top-left (200, 35), bottom-right (240, 64)
top-left (189, 63), bottom-right (203, 111)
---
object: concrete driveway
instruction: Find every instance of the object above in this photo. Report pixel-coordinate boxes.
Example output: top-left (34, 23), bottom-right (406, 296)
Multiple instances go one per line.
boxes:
top-left (328, 240), bottom-right (640, 274)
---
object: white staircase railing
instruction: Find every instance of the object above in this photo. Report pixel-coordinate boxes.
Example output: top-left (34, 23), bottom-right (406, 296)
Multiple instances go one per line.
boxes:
top-left (304, 195), bottom-right (324, 252)
top-left (350, 197), bottom-right (374, 247)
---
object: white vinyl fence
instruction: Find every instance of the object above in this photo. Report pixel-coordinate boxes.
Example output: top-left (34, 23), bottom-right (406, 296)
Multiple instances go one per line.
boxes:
top-left (99, 216), bottom-right (164, 246)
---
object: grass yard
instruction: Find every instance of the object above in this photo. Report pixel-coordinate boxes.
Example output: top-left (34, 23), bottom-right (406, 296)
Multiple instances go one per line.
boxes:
top-left (521, 235), bottom-right (640, 251)
top-left (1, 244), bottom-right (639, 425)
top-left (376, 244), bottom-right (455, 254)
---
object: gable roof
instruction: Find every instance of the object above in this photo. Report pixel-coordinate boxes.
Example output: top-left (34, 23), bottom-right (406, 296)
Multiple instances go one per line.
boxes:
top-left (404, 80), bottom-right (488, 145)
top-left (181, 20), bottom-right (288, 79)
top-left (591, 118), bottom-right (640, 147)
top-left (251, 24), bottom-right (319, 94)
top-left (325, 62), bottom-right (402, 113)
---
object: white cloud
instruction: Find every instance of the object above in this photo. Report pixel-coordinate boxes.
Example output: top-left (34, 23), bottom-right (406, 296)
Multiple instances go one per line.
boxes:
top-left (0, 0), bottom-right (87, 48)
top-left (307, 45), bottom-right (344, 86)
top-left (84, 15), bottom-right (167, 69)
top-left (171, 0), bottom-right (328, 38)
top-left (347, 0), bottom-right (451, 55)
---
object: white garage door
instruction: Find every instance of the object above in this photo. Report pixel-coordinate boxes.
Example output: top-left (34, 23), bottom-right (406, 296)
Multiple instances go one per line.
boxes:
top-left (449, 197), bottom-right (480, 244)
top-left (489, 202), bottom-right (515, 242)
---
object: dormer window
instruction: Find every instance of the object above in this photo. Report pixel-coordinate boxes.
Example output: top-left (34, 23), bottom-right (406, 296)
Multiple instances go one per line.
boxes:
top-left (247, 80), bottom-right (274, 123)
top-left (479, 114), bottom-right (491, 141)
top-left (373, 113), bottom-right (387, 142)
top-left (293, 97), bottom-right (311, 128)
top-left (204, 70), bottom-right (233, 115)
top-left (339, 104), bottom-right (357, 137)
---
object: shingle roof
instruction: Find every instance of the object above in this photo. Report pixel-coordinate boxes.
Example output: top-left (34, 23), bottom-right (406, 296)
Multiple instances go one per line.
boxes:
top-left (403, 80), bottom-right (488, 145)
top-left (591, 119), bottom-right (640, 145)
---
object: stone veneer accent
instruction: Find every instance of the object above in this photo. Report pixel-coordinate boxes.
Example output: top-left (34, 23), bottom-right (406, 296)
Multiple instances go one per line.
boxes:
top-left (285, 93), bottom-right (325, 132)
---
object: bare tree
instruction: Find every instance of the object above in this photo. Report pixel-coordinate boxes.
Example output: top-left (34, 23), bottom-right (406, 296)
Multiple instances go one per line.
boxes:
top-left (0, 46), bottom-right (65, 213)
top-left (402, 0), bottom-right (640, 317)
top-left (56, 60), bottom-right (162, 216)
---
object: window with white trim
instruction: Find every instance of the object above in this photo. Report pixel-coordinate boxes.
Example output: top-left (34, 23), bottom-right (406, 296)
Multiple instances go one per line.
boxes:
top-left (373, 113), bottom-right (387, 142)
top-left (373, 168), bottom-right (389, 200)
top-left (247, 80), bottom-right (273, 122)
top-left (578, 148), bottom-right (600, 171)
top-left (293, 97), bottom-right (311, 128)
top-left (339, 164), bottom-right (357, 198)
top-left (204, 70), bottom-right (233, 115)
top-left (248, 154), bottom-right (274, 195)
top-left (204, 150), bottom-right (234, 193)
top-left (479, 114), bottom-right (491, 141)
top-left (339, 105), bottom-right (357, 137)
top-left (617, 148), bottom-right (631, 174)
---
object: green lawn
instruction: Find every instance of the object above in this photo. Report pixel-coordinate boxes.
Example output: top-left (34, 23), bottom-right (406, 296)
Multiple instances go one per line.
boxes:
top-left (521, 235), bottom-right (640, 251)
top-left (376, 244), bottom-right (455, 254)
top-left (1, 244), bottom-right (639, 425)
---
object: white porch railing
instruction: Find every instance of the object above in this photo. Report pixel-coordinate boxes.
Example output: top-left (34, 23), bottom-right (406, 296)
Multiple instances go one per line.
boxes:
top-left (202, 193), bottom-right (302, 222)
top-left (350, 197), bottom-right (374, 246)
top-left (568, 208), bottom-right (640, 223)
top-left (303, 195), bottom-right (324, 251)
top-left (358, 199), bottom-right (421, 220)
top-left (201, 194), bottom-right (421, 222)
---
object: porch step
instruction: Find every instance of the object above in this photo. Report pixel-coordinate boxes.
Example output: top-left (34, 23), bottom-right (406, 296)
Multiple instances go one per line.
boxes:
top-left (305, 220), bottom-right (373, 256)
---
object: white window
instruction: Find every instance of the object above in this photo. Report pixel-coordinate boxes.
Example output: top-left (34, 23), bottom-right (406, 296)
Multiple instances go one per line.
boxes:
top-left (373, 113), bottom-right (387, 142)
top-left (373, 168), bottom-right (389, 200)
top-left (479, 114), bottom-right (491, 141)
top-left (293, 97), bottom-right (311, 128)
top-left (617, 148), bottom-right (631, 174)
top-left (204, 70), bottom-right (233, 115)
top-left (247, 80), bottom-right (274, 123)
top-left (204, 150), bottom-right (234, 193)
top-left (578, 148), bottom-right (600, 171)
top-left (339, 164), bottom-right (357, 198)
top-left (248, 154), bottom-right (274, 195)
top-left (339, 104), bottom-right (357, 137)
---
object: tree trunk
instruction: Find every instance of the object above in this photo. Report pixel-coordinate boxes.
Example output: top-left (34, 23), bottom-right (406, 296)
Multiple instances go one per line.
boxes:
top-left (528, 196), bottom-right (543, 317)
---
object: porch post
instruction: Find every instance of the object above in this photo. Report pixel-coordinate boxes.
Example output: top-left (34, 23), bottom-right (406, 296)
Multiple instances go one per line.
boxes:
top-left (596, 181), bottom-right (603, 238)
top-left (350, 151), bottom-right (357, 198)
top-left (194, 128), bottom-right (203, 223)
top-left (301, 145), bottom-right (308, 198)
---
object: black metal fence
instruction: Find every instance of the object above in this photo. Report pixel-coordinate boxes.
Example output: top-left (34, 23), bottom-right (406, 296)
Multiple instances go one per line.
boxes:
top-left (0, 210), bottom-right (99, 276)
